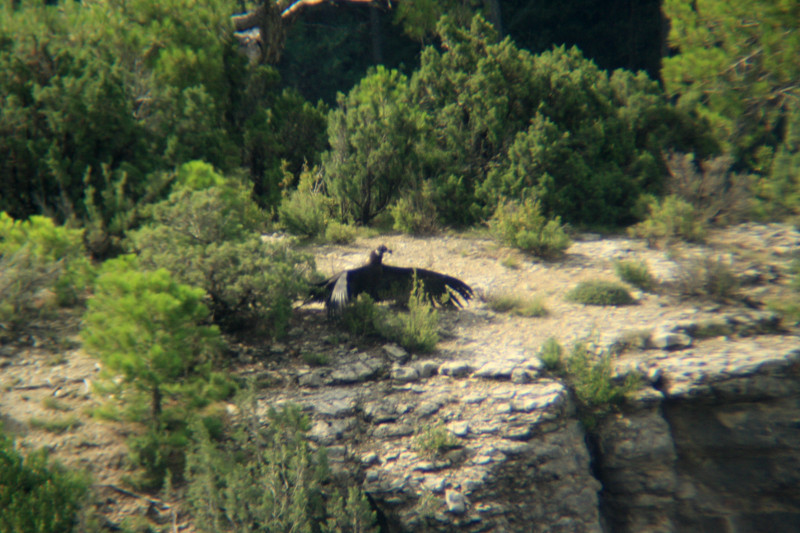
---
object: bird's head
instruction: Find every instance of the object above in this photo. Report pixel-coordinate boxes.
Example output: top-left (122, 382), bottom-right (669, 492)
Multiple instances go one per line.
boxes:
top-left (370, 244), bottom-right (392, 265)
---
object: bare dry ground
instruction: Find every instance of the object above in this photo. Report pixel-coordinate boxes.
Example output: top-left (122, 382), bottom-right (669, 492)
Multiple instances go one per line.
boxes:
top-left (1, 223), bottom-right (798, 530)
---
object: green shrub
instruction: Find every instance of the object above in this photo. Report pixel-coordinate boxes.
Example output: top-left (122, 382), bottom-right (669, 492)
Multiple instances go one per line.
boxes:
top-left (128, 183), bottom-right (314, 335)
top-left (391, 180), bottom-right (440, 235)
top-left (340, 280), bottom-right (440, 353)
top-left (278, 166), bottom-right (332, 238)
top-left (489, 198), bottom-right (571, 258)
top-left (663, 152), bottom-right (751, 225)
top-left (629, 194), bottom-right (708, 246)
top-left (341, 294), bottom-right (384, 338)
top-left (302, 352), bottom-right (330, 367)
top-left (28, 416), bottom-right (82, 435)
top-left (673, 256), bottom-right (740, 302)
top-left (186, 393), bottom-right (377, 533)
top-left (322, 486), bottom-right (379, 533)
top-left (487, 293), bottom-right (548, 317)
top-left (0, 212), bottom-right (94, 319)
top-left (392, 276), bottom-right (440, 352)
top-left (82, 255), bottom-right (232, 489)
top-left (0, 213), bottom-right (94, 334)
top-left (566, 280), bottom-right (635, 306)
top-left (413, 424), bottom-right (459, 458)
top-left (770, 258), bottom-right (800, 324)
top-left (613, 259), bottom-right (656, 292)
top-left (323, 66), bottom-right (426, 225)
top-left (562, 343), bottom-right (641, 429)
top-left (757, 102), bottom-right (800, 221)
top-left (0, 432), bottom-right (90, 533)
top-left (324, 221), bottom-right (358, 245)
top-left (539, 337), bottom-right (565, 372)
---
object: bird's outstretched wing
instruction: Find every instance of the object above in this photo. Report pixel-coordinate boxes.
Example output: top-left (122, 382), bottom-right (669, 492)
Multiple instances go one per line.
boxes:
top-left (308, 245), bottom-right (472, 315)
top-left (377, 265), bottom-right (474, 308)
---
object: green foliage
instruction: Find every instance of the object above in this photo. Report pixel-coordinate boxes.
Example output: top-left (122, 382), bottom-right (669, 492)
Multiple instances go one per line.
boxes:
top-left (613, 259), bottom-right (656, 292)
top-left (0, 0), bottom-right (326, 235)
top-left (561, 343), bottom-right (641, 429)
top-left (128, 178), bottom-right (315, 334)
top-left (0, 432), bottom-right (90, 533)
top-left (767, 268), bottom-right (800, 326)
top-left (321, 486), bottom-right (379, 533)
top-left (413, 424), bottom-right (459, 458)
top-left (629, 195), bottom-right (708, 246)
top-left (392, 276), bottom-right (440, 353)
top-left (0, 212), bottom-right (94, 329)
top-left (489, 198), bottom-right (571, 258)
top-left (302, 352), bottom-right (330, 367)
top-left (28, 415), bottom-right (82, 435)
top-left (186, 393), bottom-right (377, 533)
top-left (757, 101), bottom-right (800, 221)
top-left (663, 152), bottom-right (751, 225)
top-left (538, 337), bottom-right (565, 372)
top-left (566, 280), bottom-right (635, 306)
top-left (340, 295), bottom-right (384, 338)
top-left (403, 15), bottom-right (713, 226)
top-left (324, 221), bottom-right (358, 245)
top-left (340, 279), bottom-right (440, 353)
top-left (662, 0), bottom-right (800, 171)
top-left (279, 167), bottom-right (333, 238)
top-left (82, 255), bottom-right (231, 488)
top-left (486, 293), bottom-right (548, 317)
top-left (391, 180), bottom-right (440, 235)
top-left (673, 256), bottom-right (740, 302)
top-left (323, 66), bottom-right (426, 224)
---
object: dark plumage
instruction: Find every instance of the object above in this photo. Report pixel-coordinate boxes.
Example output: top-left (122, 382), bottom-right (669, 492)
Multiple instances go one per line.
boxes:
top-left (311, 245), bottom-right (473, 315)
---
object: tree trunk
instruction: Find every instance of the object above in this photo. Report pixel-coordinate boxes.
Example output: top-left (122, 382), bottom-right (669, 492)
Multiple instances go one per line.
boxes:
top-left (370, 4), bottom-right (383, 64)
top-left (485, 0), bottom-right (503, 36)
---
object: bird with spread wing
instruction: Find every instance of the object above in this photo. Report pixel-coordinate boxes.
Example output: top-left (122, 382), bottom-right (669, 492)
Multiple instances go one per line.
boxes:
top-left (310, 245), bottom-right (473, 316)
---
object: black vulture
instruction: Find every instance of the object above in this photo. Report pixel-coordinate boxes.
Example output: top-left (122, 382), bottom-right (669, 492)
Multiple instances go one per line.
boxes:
top-left (311, 245), bottom-right (473, 315)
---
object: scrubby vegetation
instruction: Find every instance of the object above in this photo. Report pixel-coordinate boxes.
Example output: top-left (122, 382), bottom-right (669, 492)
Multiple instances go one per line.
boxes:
top-left (0, 213), bottom-right (94, 331)
top-left (0, 431), bottom-right (90, 533)
top-left (566, 280), bottom-right (635, 306)
top-left (673, 256), bottom-right (741, 303)
top-left (186, 395), bottom-right (377, 533)
top-left (82, 255), bottom-right (234, 489)
top-left (486, 293), bottom-right (548, 317)
top-left (340, 277), bottom-right (441, 353)
top-left (413, 424), bottom-right (460, 458)
top-left (489, 198), bottom-right (571, 258)
top-left (614, 259), bottom-right (656, 292)
top-left (541, 339), bottom-right (641, 429)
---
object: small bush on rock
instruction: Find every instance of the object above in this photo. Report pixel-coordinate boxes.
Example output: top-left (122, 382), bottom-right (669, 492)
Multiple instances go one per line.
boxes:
top-left (324, 221), bottom-right (358, 244)
top-left (539, 337), bottom-right (565, 372)
top-left (341, 280), bottom-right (440, 353)
top-left (413, 424), bottom-right (459, 458)
top-left (613, 259), bottom-right (656, 292)
top-left (673, 255), bottom-right (740, 302)
top-left (487, 293), bottom-right (548, 317)
top-left (566, 280), bottom-right (635, 306)
top-left (563, 343), bottom-right (641, 429)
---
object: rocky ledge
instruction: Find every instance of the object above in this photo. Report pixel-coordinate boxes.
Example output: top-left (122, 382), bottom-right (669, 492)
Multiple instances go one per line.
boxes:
top-left (257, 309), bottom-right (800, 533)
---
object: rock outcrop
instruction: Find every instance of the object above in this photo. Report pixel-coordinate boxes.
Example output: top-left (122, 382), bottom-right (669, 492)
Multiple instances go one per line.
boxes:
top-left (258, 308), bottom-right (800, 532)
